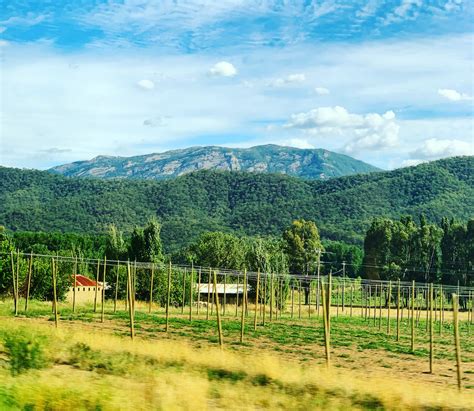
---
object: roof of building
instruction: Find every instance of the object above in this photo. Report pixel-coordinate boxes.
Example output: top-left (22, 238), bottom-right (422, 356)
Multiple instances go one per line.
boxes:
top-left (71, 274), bottom-right (99, 287)
top-left (197, 284), bottom-right (243, 294)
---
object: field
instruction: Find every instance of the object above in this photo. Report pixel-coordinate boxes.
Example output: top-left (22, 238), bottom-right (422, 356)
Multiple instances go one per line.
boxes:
top-left (0, 296), bottom-right (473, 410)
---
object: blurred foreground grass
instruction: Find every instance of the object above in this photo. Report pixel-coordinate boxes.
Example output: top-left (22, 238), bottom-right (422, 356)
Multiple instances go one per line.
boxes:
top-left (0, 316), bottom-right (473, 410)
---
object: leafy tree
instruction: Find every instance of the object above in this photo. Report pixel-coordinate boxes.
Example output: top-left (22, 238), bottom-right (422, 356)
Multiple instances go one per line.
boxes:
top-left (105, 224), bottom-right (127, 260)
top-left (0, 226), bottom-right (16, 295)
top-left (283, 219), bottom-right (323, 303)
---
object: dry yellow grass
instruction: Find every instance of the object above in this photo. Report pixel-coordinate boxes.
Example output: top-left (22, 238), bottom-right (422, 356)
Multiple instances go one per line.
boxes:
top-left (0, 318), bottom-right (473, 410)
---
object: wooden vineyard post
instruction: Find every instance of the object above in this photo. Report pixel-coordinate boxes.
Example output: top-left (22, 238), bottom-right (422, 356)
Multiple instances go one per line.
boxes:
top-left (350, 284), bottom-right (354, 318)
top-left (429, 283), bottom-right (434, 374)
top-left (321, 280), bottom-right (330, 368)
top-left (400, 287), bottom-right (408, 323)
top-left (132, 261), bottom-right (137, 314)
top-left (245, 274), bottom-right (249, 318)
top-left (25, 253), bottom-right (33, 312)
top-left (298, 280), bottom-right (302, 320)
top-left (212, 280), bottom-right (216, 318)
top-left (452, 294), bottom-right (462, 391)
top-left (197, 268), bottom-right (201, 316)
top-left (213, 271), bottom-right (224, 348)
top-left (254, 269), bottom-right (260, 330)
top-left (149, 263), bottom-right (155, 314)
top-left (223, 272), bottom-right (226, 316)
top-left (387, 281), bottom-right (392, 335)
top-left (240, 270), bottom-right (247, 342)
top-left (181, 268), bottom-right (186, 314)
top-left (189, 264), bottom-right (193, 322)
top-left (207, 267), bottom-right (211, 320)
top-left (270, 272), bottom-right (275, 321)
top-left (165, 261), bottom-right (172, 333)
top-left (125, 260), bottom-right (128, 312)
top-left (379, 283), bottom-right (383, 331)
top-left (368, 284), bottom-right (371, 322)
top-left (373, 284), bottom-right (377, 326)
top-left (15, 251), bottom-right (20, 316)
top-left (396, 279), bottom-right (401, 341)
top-left (281, 278), bottom-right (285, 320)
top-left (308, 279), bottom-right (311, 319)
top-left (262, 273), bottom-right (267, 326)
top-left (127, 260), bottom-right (135, 340)
top-left (235, 273), bottom-right (240, 317)
top-left (114, 261), bottom-right (120, 313)
top-left (336, 285), bottom-right (339, 318)
top-left (10, 251), bottom-right (17, 315)
top-left (425, 286), bottom-right (429, 332)
top-left (327, 272), bottom-right (332, 334)
top-left (94, 259), bottom-right (100, 313)
top-left (101, 256), bottom-right (106, 323)
top-left (342, 262), bottom-right (346, 312)
top-left (411, 280), bottom-right (415, 352)
top-left (316, 249), bottom-right (321, 317)
top-left (439, 285), bottom-right (444, 335)
top-left (363, 285), bottom-right (367, 319)
top-left (291, 282), bottom-right (295, 319)
top-left (72, 256), bottom-right (77, 313)
top-left (471, 291), bottom-right (474, 326)
top-left (51, 257), bottom-right (59, 328)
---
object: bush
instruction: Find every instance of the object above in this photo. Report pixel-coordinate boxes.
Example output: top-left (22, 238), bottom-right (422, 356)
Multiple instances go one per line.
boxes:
top-left (2, 330), bottom-right (49, 375)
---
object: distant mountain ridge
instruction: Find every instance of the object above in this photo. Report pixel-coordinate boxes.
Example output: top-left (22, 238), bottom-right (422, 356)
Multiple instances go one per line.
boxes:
top-left (49, 144), bottom-right (380, 180)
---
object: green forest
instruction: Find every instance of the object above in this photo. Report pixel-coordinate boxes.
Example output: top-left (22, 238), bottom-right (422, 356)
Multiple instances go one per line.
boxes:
top-left (1, 156), bottom-right (472, 252)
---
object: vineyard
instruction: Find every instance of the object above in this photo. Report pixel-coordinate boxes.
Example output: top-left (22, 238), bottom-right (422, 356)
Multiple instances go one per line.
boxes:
top-left (2, 250), bottom-right (473, 399)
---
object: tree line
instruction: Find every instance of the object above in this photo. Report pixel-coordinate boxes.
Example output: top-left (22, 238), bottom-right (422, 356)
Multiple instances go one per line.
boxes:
top-left (1, 214), bottom-right (473, 302)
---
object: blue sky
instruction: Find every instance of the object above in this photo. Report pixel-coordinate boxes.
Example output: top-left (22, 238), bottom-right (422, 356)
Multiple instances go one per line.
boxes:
top-left (1, 0), bottom-right (473, 169)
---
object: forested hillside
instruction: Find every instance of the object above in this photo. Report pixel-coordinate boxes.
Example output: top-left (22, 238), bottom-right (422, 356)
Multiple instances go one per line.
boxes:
top-left (1, 157), bottom-right (472, 252)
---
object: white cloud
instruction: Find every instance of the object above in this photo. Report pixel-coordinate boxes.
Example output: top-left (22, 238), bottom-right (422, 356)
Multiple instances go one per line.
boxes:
top-left (400, 159), bottom-right (426, 167)
top-left (283, 138), bottom-right (314, 149)
top-left (382, 0), bottom-right (423, 25)
top-left (271, 73), bottom-right (305, 87)
top-left (438, 88), bottom-right (471, 101)
top-left (137, 79), bottom-right (155, 90)
top-left (209, 61), bottom-right (237, 77)
top-left (314, 87), bottom-right (330, 95)
top-left (285, 106), bottom-right (399, 153)
top-left (411, 138), bottom-right (473, 159)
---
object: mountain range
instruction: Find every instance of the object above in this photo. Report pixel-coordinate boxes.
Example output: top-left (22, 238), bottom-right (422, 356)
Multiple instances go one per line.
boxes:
top-left (49, 145), bottom-right (380, 180)
top-left (2, 156), bottom-right (472, 252)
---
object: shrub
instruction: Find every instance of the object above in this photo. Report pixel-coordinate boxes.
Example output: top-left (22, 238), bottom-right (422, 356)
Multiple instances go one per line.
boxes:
top-left (2, 330), bottom-right (49, 375)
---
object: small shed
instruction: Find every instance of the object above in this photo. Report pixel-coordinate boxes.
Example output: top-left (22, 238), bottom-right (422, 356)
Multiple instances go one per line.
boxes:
top-left (67, 275), bottom-right (103, 304)
top-left (197, 283), bottom-right (252, 305)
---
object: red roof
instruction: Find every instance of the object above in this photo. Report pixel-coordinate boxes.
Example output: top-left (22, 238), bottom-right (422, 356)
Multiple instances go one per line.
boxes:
top-left (71, 275), bottom-right (98, 287)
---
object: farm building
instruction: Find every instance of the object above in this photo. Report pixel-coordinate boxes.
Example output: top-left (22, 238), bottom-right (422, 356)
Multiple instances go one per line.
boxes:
top-left (197, 283), bottom-right (254, 305)
top-left (66, 274), bottom-right (103, 304)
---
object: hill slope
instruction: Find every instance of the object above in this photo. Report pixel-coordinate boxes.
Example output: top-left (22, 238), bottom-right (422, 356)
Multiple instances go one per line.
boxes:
top-left (2, 157), bottom-right (473, 251)
top-left (49, 144), bottom-right (380, 180)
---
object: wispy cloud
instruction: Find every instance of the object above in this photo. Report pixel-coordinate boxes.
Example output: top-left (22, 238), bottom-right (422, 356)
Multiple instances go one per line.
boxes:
top-left (0, 12), bottom-right (48, 29)
top-left (438, 88), bottom-right (472, 101)
top-left (270, 73), bottom-right (305, 87)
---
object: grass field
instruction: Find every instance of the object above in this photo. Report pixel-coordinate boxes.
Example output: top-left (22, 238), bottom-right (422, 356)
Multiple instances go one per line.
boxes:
top-left (0, 299), bottom-right (473, 410)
